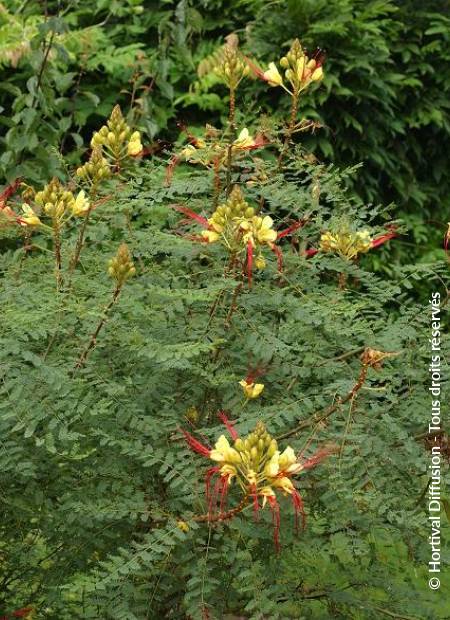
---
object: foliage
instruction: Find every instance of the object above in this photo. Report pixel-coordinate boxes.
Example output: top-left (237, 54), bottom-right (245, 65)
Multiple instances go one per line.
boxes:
top-left (1, 6), bottom-right (449, 619)
top-left (1, 48), bottom-right (449, 616)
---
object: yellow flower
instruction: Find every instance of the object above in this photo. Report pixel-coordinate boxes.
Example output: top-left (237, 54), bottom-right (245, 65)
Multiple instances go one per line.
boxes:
top-left (201, 229), bottom-right (221, 243)
top-left (20, 204), bottom-right (41, 227)
top-left (220, 463), bottom-right (238, 482)
top-left (177, 520), bottom-right (190, 532)
top-left (264, 452), bottom-right (280, 478)
top-left (264, 62), bottom-right (283, 87)
top-left (210, 435), bottom-right (241, 464)
top-left (233, 128), bottom-right (255, 149)
top-left (272, 476), bottom-right (295, 494)
top-left (127, 131), bottom-right (143, 156)
top-left (180, 145), bottom-right (197, 160)
top-left (260, 485), bottom-right (276, 507)
top-left (255, 216), bottom-right (277, 244)
top-left (72, 190), bottom-right (90, 216)
top-left (279, 446), bottom-right (303, 474)
top-left (255, 255), bottom-right (266, 269)
top-left (311, 66), bottom-right (324, 82)
top-left (239, 379), bottom-right (264, 399)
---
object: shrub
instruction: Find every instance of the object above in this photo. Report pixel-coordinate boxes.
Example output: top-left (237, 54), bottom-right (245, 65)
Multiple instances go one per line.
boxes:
top-left (1, 33), bottom-right (449, 619)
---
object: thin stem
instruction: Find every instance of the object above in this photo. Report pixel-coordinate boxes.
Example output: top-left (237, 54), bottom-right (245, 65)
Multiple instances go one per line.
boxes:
top-left (225, 87), bottom-right (236, 196)
top-left (193, 494), bottom-right (248, 523)
top-left (277, 89), bottom-right (299, 169)
top-left (73, 286), bottom-right (121, 371)
top-left (69, 206), bottom-right (92, 273)
top-left (53, 220), bottom-right (63, 291)
top-left (277, 364), bottom-right (369, 440)
top-left (225, 282), bottom-right (243, 328)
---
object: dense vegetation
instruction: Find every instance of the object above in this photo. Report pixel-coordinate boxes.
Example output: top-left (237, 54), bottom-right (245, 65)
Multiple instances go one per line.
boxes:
top-left (0, 1), bottom-right (449, 619)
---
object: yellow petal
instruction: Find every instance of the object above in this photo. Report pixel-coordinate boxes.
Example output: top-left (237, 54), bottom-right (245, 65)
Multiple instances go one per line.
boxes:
top-left (201, 230), bottom-right (220, 243)
top-left (263, 62), bottom-right (283, 87)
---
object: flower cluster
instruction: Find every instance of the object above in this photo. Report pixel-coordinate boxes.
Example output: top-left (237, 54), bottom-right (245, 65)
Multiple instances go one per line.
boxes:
top-left (179, 127), bottom-right (265, 170)
top-left (90, 104), bottom-right (142, 168)
top-left (16, 178), bottom-right (90, 229)
top-left (319, 228), bottom-right (372, 260)
top-left (210, 35), bottom-right (250, 91)
top-left (76, 147), bottom-right (111, 187)
top-left (108, 243), bottom-right (136, 286)
top-left (202, 186), bottom-right (278, 276)
top-left (255, 38), bottom-right (324, 95)
top-left (183, 416), bottom-right (329, 548)
top-left (175, 186), bottom-right (301, 284)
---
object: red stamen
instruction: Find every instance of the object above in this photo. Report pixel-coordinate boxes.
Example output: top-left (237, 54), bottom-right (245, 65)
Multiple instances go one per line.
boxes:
top-left (12, 610), bottom-right (34, 619)
top-left (205, 466), bottom-right (220, 515)
top-left (304, 247), bottom-right (319, 258)
top-left (165, 155), bottom-right (179, 186)
top-left (267, 495), bottom-right (281, 552)
top-left (370, 230), bottom-right (396, 249)
top-left (251, 485), bottom-right (259, 521)
top-left (291, 489), bottom-right (306, 531)
top-left (217, 411), bottom-right (239, 440)
top-left (277, 221), bottom-right (303, 240)
top-left (270, 243), bottom-right (283, 272)
top-left (445, 226), bottom-right (450, 254)
top-left (182, 429), bottom-right (211, 457)
top-left (247, 240), bottom-right (254, 287)
top-left (243, 55), bottom-right (267, 81)
top-left (300, 447), bottom-right (332, 471)
top-left (219, 475), bottom-right (230, 512)
top-left (170, 204), bottom-right (210, 228)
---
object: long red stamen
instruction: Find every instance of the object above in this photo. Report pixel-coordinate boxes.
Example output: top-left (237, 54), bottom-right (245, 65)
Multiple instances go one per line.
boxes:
top-left (300, 447), bottom-right (332, 470)
top-left (0, 179), bottom-right (21, 207)
top-left (165, 155), bottom-right (180, 186)
top-left (445, 225), bottom-right (450, 254)
top-left (219, 475), bottom-right (230, 512)
top-left (270, 243), bottom-right (283, 272)
top-left (243, 55), bottom-right (267, 81)
top-left (277, 221), bottom-right (303, 240)
top-left (304, 247), bottom-right (319, 258)
top-left (251, 485), bottom-right (259, 521)
top-left (217, 411), bottom-right (239, 440)
top-left (291, 489), bottom-right (306, 531)
top-left (370, 230), bottom-right (396, 249)
top-left (182, 429), bottom-right (211, 457)
top-left (205, 466), bottom-right (220, 515)
top-left (267, 495), bottom-right (281, 552)
top-left (171, 204), bottom-right (210, 228)
top-left (247, 240), bottom-right (254, 287)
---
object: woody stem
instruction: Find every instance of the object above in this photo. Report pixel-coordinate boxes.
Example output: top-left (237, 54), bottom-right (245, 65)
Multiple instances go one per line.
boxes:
top-left (73, 285), bottom-right (122, 371)
top-left (53, 220), bottom-right (63, 291)
top-left (69, 206), bottom-right (92, 273)
top-left (193, 494), bottom-right (248, 523)
top-left (277, 364), bottom-right (369, 440)
top-left (226, 87), bottom-right (237, 196)
top-left (277, 90), bottom-right (299, 169)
